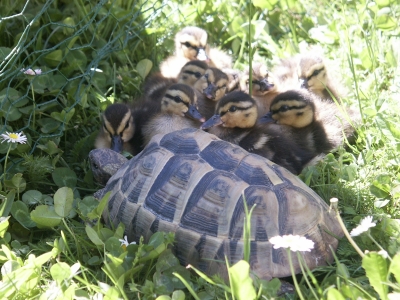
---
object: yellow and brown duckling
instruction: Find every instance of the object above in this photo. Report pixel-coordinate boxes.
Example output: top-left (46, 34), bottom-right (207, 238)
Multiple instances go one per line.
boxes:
top-left (260, 89), bottom-right (357, 156)
top-left (240, 62), bottom-right (280, 116)
top-left (142, 83), bottom-right (205, 145)
top-left (95, 103), bottom-right (136, 154)
top-left (273, 54), bottom-right (343, 102)
top-left (297, 54), bottom-right (343, 102)
top-left (201, 91), bottom-right (315, 174)
top-left (194, 67), bottom-right (229, 119)
top-left (160, 26), bottom-right (231, 78)
top-left (143, 60), bottom-right (209, 105)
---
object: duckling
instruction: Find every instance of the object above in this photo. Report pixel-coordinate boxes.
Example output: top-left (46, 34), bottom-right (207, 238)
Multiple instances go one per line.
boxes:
top-left (194, 67), bottom-right (229, 119)
top-left (261, 89), bottom-right (357, 156)
top-left (200, 91), bottom-right (315, 174)
top-left (298, 54), bottom-right (343, 102)
top-left (144, 60), bottom-right (209, 105)
top-left (272, 54), bottom-right (344, 102)
top-left (160, 26), bottom-right (232, 78)
top-left (95, 103), bottom-right (135, 154)
top-left (142, 83), bottom-right (205, 145)
top-left (240, 62), bottom-right (279, 116)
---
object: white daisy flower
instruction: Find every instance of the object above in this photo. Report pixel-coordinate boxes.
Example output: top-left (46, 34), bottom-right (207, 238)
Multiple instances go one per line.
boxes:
top-left (1, 132), bottom-right (27, 144)
top-left (21, 68), bottom-right (42, 75)
top-left (119, 235), bottom-right (136, 247)
top-left (269, 234), bottom-right (314, 252)
top-left (350, 216), bottom-right (376, 237)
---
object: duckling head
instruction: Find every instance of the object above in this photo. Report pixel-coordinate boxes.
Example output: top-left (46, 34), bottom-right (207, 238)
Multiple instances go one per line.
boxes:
top-left (298, 55), bottom-right (328, 92)
top-left (175, 26), bottom-right (209, 61)
top-left (177, 60), bottom-right (209, 86)
top-left (201, 91), bottom-right (258, 129)
top-left (268, 90), bottom-right (315, 128)
top-left (194, 67), bottom-right (228, 101)
top-left (161, 83), bottom-right (205, 122)
top-left (101, 103), bottom-right (135, 153)
top-left (240, 63), bottom-right (277, 96)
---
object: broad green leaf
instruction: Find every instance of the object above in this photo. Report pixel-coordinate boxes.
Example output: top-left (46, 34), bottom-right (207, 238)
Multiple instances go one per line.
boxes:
top-left (11, 174), bottom-right (26, 191)
top-left (389, 253), bottom-right (400, 283)
top-left (52, 167), bottom-right (77, 188)
top-left (78, 196), bottom-right (99, 217)
top-left (30, 205), bottom-right (62, 228)
top-left (362, 252), bottom-right (388, 299)
top-left (0, 217), bottom-right (9, 238)
top-left (44, 50), bottom-right (63, 67)
top-left (171, 290), bottom-right (185, 300)
top-left (360, 48), bottom-right (372, 70)
top-left (37, 140), bottom-right (63, 155)
top-left (22, 190), bottom-right (42, 205)
top-left (327, 288), bottom-right (346, 300)
top-left (156, 296), bottom-right (171, 300)
top-left (85, 225), bottom-right (104, 246)
top-left (252, 0), bottom-right (278, 10)
top-left (0, 190), bottom-right (15, 217)
top-left (51, 108), bottom-right (75, 124)
top-left (50, 262), bottom-right (71, 283)
top-left (228, 260), bottom-right (257, 300)
top-left (38, 117), bottom-right (62, 133)
top-left (66, 50), bottom-right (87, 69)
top-left (54, 187), bottom-right (74, 217)
top-left (11, 201), bottom-right (36, 228)
top-left (374, 200), bottom-right (390, 208)
top-left (375, 15), bottom-right (397, 31)
top-left (136, 59), bottom-right (153, 79)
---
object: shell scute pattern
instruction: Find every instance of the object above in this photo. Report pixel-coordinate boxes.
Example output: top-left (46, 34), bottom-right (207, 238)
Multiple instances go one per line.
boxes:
top-left (98, 128), bottom-right (342, 280)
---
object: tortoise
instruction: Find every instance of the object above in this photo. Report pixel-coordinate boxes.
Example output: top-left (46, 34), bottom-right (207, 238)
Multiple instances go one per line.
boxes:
top-left (89, 128), bottom-right (343, 281)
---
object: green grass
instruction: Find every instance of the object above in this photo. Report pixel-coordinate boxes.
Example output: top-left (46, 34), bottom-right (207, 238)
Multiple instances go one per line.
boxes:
top-left (0, 0), bottom-right (399, 299)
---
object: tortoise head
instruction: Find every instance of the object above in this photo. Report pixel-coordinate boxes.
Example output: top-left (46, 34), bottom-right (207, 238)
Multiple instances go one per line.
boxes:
top-left (89, 148), bottom-right (128, 186)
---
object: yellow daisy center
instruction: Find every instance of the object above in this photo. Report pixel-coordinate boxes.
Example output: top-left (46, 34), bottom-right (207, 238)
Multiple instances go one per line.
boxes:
top-left (9, 133), bottom-right (18, 140)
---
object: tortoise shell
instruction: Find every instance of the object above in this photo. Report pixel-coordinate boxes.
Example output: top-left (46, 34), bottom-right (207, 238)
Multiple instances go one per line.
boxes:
top-left (95, 128), bottom-right (342, 280)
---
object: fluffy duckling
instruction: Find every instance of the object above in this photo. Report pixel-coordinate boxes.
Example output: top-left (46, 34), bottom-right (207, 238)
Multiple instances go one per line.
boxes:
top-left (240, 62), bottom-right (280, 116)
top-left (143, 60), bottom-right (209, 105)
top-left (160, 26), bottom-right (232, 78)
top-left (298, 55), bottom-right (343, 102)
top-left (142, 83), bottom-right (205, 145)
top-left (95, 103), bottom-right (135, 154)
top-left (273, 54), bottom-right (343, 102)
top-left (194, 67), bottom-right (229, 119)
top-left (260, 89), bottom-right (357, 155)
top-left (201, 91), bottom-right (314, 174)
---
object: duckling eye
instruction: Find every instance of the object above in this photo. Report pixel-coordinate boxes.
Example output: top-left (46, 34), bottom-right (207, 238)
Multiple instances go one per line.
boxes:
top-left (279, 105), bottom-right (289, 112)
top-left (229, 106), bottom-right (237, 112)
top-left (194, 72), bottom-right (202, 78)
top-left (183, 42), bottom-right (192, 48)
top-left (124, 121), bottom-right (129, 130)
top-left (173, 96), bottom-right (183, 103)
top-left (309, 68), bottom-right (323, 80)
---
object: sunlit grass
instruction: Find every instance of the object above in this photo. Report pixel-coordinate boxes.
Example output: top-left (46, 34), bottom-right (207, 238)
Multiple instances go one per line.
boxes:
top-left (0, 0), bottom-right (399, 298)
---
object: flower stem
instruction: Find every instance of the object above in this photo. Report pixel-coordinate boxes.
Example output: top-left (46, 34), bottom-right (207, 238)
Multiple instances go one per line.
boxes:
top-left (0, 144), bottom-right (12, 182)
top-left (287, 248), bottom-right (305, 300)
top-left (330, 198), bottom-right (365, 258)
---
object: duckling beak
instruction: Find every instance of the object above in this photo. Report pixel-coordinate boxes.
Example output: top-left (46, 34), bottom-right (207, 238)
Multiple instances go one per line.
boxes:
top-left (258, 112), bottom-right (275, 124)
top-left (196, 48), bottom-right (208, 61)
top-left (185, 105), bottom-right (206, 122)
top-left (203, 83), bottom-right (217, 100)
top-left (200, 114), bottom-right (223, 130)
top-left (259, 79), bottom-right (275, 92)
top-left (300, 78), bottom-right (308, 89)
top-left (111, 135), bottom-right (123, 153)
